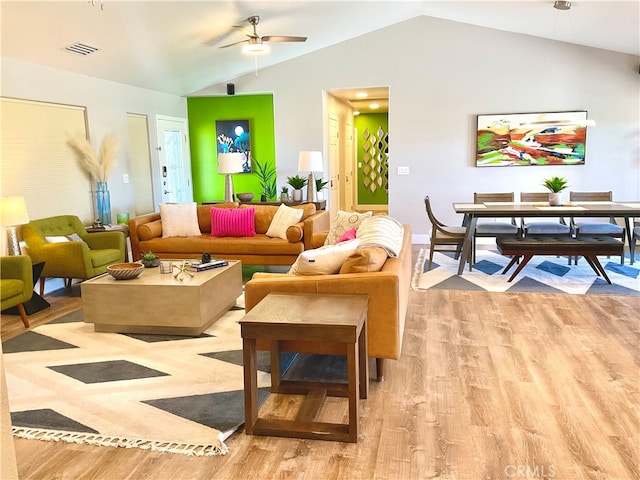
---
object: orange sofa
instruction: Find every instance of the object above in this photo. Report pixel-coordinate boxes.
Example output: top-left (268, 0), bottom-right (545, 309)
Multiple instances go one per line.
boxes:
top-left (244, 224), bottom-right (412, 381)
top-left (129, 203), bottom-right (330, 265)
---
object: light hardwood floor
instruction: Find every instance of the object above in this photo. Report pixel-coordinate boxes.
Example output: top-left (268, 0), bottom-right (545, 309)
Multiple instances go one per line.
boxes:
top-left (1, 250), bottom-right (638, 480)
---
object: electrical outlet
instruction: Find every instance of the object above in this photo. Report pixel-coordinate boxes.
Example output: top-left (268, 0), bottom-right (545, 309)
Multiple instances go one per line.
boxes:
top-left (123, 174), bottom-right (130, 184)
top-left (397, 166), bottom-right (410, 175)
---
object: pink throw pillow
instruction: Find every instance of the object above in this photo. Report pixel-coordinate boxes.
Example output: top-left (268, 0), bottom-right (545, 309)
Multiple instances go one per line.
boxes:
top-left (210, 207), bottom-right (256, 237)
top-left (337, 228), bottom-right (357, 243)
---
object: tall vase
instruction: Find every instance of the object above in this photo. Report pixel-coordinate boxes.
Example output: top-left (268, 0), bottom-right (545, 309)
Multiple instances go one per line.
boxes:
top-left (95, 181), bottom-right (112, 225)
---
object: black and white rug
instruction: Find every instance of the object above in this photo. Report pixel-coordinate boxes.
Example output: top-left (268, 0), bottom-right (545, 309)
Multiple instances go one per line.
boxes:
top-left (413, 249), bottom-right (640, 295)
top-left (2, 295), bottom-right (295, 456)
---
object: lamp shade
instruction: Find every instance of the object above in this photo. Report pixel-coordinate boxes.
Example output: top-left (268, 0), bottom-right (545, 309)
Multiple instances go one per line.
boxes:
top-left (217, 152), bottom-right (245, 174)
top-left (298, 151), bottom-right (323, 172)
top-left (0, 196), bottom-right (29, 227)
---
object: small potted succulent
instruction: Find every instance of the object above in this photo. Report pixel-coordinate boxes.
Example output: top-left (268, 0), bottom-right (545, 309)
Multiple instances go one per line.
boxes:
top-left (280, 185), bottom-right (290, 201)
top-left (542, 176), bottom-right (569, 206)
top-left (141, 251), bottom-right (161, 268)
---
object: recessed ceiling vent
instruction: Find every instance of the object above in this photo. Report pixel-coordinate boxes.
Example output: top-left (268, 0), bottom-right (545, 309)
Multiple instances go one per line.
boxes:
top-left (64, 42), bottom-right (100, 56)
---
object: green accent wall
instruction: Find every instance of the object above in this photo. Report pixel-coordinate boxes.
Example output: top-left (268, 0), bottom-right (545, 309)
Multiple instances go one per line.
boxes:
top-left (187, 94), bottom-right (276, 203)
top-left (354, 112), bottom-right (389, 205)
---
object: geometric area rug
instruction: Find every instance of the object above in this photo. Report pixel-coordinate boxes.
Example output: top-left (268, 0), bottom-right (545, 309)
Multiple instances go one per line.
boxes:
top-left (413, 248), bottom-right (640, 295)
top-left (1, 294), bottom-right (302, 456)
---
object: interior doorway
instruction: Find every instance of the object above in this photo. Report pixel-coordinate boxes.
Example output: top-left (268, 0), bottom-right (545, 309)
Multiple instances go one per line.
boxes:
top-left (324, 87), bottom-right (389, 215)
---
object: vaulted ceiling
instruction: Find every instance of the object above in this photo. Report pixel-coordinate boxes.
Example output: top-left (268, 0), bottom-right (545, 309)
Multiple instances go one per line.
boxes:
top-left (2, 1), bottom-right (638, 97)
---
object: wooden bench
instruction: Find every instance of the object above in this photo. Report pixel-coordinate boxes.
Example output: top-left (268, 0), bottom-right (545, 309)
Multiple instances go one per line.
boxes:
top-left (496, 236), bottom-right (624, 283)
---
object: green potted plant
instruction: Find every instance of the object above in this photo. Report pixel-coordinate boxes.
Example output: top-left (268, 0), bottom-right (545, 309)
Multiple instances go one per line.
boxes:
top-left (141, 251), bottom-right (161, 268)
top-left (287, 175), bottom-right (308, 202)
top-left (280, 185), bottom-right (290, 201)
top-left (315, 177), bottom-right (329, 201)
top-left (542, 176), bottom-right (569, 206)
top-left (253, 157), bottom-right (277, 202)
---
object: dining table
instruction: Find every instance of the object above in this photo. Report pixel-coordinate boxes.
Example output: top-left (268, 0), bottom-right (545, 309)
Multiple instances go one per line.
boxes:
top-left (452, 200), bottom-right (640, 275)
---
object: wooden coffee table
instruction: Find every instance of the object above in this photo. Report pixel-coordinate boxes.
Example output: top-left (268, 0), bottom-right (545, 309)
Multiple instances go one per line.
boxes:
top-left (81, 260), bottom-right (242, 335)
top-left (240, 292), bottom-right (369, 443)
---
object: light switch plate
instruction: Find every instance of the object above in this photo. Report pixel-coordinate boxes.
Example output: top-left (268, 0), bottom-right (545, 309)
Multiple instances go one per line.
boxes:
top-left (123, 174), bottom-right (130, 184)
top-left (397, 166), bottom-right (410, 175)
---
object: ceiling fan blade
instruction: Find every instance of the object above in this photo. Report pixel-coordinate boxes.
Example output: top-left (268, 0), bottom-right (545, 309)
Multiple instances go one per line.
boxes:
top-left (219, 39), bottom-right (249, 49)
top-left (232, 25), bottom-right (258, 38)
top-left (261, 35), bottom-right (307, 43)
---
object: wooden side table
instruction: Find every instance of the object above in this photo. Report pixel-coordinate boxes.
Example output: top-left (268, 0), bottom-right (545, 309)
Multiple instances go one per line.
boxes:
top-left (240, 292), bottom-right (369, 443)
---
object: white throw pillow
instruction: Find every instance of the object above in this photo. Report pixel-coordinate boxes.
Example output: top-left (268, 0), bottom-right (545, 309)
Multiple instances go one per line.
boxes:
top-left (289, 239), bottom-right (360, 275)
top-left (45, 236), bottom-right (70, 243)
top-left (160, 202), bottom-right (202, 238)
top-left (266, 204), bottom-right (303, 240)
top-left (356, 215), bottom-right (404, 258)
top-left (324, 210), bottom-right (372, 246)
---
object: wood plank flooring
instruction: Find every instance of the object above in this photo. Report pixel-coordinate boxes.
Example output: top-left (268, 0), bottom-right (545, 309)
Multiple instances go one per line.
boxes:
top-left (1, 253), bottom-right (638, 480)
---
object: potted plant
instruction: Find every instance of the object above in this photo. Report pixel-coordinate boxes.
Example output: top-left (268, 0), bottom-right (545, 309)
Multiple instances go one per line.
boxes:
top-left (280, 185), bottom-right (290, 201)
top-left (542, 176), bottom-right (569, 206)
top-left (141, 251), bottom-right (161, 268)
top-left (253, 157), bottom-right (277, 202)
top-left (315, 177), bottom-right (329, 201)
top-left (287, 175), bottom-right (308, 202)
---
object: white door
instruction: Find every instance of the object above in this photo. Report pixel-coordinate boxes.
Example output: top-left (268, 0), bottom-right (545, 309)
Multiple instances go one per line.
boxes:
top-left (156, 115), bottom-right (192, 204)
top-left (328, 116), bottom-right (340, 220)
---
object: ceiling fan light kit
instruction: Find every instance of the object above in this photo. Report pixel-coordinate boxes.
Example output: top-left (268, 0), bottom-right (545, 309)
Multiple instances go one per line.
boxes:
top-left (242, 41), bottom-right (270, 55)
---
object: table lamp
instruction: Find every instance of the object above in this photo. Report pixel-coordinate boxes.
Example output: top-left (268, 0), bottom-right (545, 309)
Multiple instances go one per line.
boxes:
top-left (298, 151), bottom-right (323, 202)
top-left (218, 152), bottom-right (245, 203)
top-left (0, 196), bottom-right (29, 255)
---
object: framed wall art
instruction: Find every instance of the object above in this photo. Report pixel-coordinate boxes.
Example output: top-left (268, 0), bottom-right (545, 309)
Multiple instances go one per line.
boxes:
top-left (476, 111), bottom-right (588, 167)
top-left (216, 119), bottom-right (251, 173)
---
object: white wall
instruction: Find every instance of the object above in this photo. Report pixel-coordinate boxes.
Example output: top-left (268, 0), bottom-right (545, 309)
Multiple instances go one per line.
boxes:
top-left (193, 16), bottom-right (640, 243)
top-left (1, 58), bottom-right (187, 220)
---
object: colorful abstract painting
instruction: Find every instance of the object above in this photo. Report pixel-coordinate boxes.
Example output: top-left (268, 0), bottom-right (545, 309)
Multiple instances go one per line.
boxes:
top-left (216, 119), bottom-right (251, 173)
top-left (476, 111), bottom-right (588, 167)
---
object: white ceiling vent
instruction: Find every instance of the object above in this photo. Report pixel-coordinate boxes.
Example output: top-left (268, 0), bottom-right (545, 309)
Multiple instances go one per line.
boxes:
top-left (64, 42), bottom-right (100, 56)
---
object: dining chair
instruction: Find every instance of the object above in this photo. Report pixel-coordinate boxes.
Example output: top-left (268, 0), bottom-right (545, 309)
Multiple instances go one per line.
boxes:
top-left (473, 192), bottom-right (520, 262)
top-left (630, 223), bottom-right (640, 264)
top-left (519, 192), bottom-right (570, 236)
top-left (424, 196), bottom-right (472, 271)
top-left (569, 191), bottom-right (625, 264)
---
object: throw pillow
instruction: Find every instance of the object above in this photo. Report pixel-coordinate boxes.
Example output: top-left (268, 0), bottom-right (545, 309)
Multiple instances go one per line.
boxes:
top-left (266, 204), bottom-right (303, 240)
top-left (45, 236), bottom-right (70, 243)
top-left (337, 228), bottom-right (357, 243)
top-left (210, 207), bottom-right (256, 237)
top-left (289, 239), bottom-right (360, 275)
top-left (339, 247), bottom-right (388, 274)
top-left (160, 202), bottom-right (202, 238)
top-left (356, 215), bottom-right (404, 258)
top-left (324, 210), bottom-right (372, 245)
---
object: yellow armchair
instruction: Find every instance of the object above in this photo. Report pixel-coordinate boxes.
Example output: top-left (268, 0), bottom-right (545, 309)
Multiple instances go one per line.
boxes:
top-left (21, 215), bottom-right (125, 294)
top-left (1, 255), bottom-right (33, 327)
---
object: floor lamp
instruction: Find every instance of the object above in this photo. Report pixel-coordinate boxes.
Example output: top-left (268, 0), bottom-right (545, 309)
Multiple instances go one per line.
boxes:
top-left (0, 196), bottom-right (29, 255)
top-left (298, 151), bottom-right (324, 203)
top-left (218, 153), bottom-right (245, 203)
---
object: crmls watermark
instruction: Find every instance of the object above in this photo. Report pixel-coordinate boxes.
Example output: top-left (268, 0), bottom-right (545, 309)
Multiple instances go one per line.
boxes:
top-left (504, 464), bottom-right (556, 478)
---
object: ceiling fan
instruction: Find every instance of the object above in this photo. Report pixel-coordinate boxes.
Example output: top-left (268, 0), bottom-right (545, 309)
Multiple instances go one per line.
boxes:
top-left (220, 15), bottom-right (307, 55)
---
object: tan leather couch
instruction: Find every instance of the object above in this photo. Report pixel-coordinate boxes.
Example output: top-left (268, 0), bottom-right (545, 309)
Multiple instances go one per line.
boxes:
top-left (129, 203), bottom-right (330, 265)
top-left (244, 224), bottom-right (412, 381)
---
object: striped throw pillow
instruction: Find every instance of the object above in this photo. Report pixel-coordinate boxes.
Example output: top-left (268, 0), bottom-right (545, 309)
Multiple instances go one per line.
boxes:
top-left (210, 207), bottom-right (256, 237)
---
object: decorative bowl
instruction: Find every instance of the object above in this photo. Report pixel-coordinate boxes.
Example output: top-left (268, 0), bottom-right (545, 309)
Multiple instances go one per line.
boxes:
top-left (236, 193), bottom-right (255, 203)
top-left (107, 262), bottom-right (144, 280)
